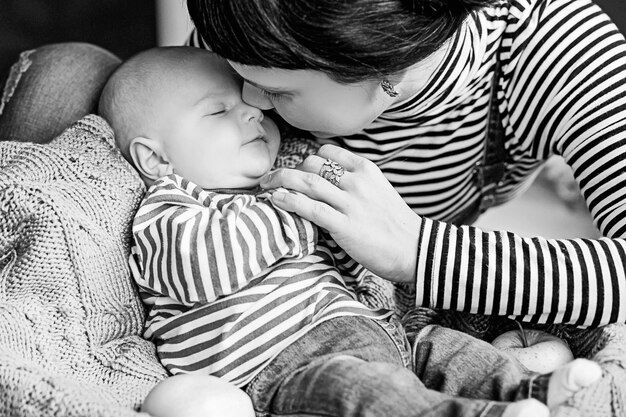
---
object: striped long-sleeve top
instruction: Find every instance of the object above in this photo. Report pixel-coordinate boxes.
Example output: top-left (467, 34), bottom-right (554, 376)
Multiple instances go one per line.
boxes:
top-left (188, 0), bottom-right (626, 327)
top-left (130, 174), bottom-right (388, 386)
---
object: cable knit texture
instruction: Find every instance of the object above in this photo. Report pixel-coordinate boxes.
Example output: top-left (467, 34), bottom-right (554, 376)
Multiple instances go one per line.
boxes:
top-left (0, 115), bottom-right (168, 416)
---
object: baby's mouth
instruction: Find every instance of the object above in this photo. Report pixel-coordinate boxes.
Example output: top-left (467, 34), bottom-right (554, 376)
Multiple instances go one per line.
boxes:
top-left (245, 133), bottom-right (266, 145)
top-left (250, 125), bottom-right (267, 143)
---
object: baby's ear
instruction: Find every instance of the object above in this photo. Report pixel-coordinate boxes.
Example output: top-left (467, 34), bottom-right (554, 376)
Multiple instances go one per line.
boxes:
top-left (128, 137), bottom-right (173, 182)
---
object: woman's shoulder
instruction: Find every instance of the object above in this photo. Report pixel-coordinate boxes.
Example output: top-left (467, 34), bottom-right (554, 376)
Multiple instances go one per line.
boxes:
top-left (476, 0), bottom-right (542, 35)
top-left (500, 0), bottom-right (591, 34)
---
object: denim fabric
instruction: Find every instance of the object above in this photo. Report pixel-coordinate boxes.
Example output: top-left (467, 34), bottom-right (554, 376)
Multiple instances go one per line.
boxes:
top-left (244, 316), bottom-right (550, 417)
top-left (374, 315), bottom-right (413, 369)
top-left (412, 325), bottom-right (544, 403)
top-left (0, 42), bottom-right (120, 143)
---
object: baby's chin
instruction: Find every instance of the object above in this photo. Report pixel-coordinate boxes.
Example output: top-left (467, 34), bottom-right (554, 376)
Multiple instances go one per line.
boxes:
top-left (232, 168), bottom-right (274, 190)
top-left (189, 162), bottom-right (276, 191)
top-left (238, 176), bottom-right (264, 189)
top-left (185, 171), bottom-right (269, 191)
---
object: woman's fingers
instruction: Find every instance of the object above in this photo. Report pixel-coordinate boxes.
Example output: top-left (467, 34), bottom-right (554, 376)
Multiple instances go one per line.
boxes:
top-left (297, 145), bottom-right (379, 191)
top-left (261, 151), bottom-right (354, 211)
top-left (315, 144), bottom-right (366, 172)
top-left (270, 188), bottom-right (346, 232)
top-left (262, 145), bottom-right (369, 195)
top-left (263, 143), bottom-right (421, 282)
top-left (297, 154), bottom-right (351, 190)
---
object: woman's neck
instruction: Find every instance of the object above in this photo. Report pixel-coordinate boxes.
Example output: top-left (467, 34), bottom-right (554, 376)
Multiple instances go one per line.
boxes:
top-left (394, 41), bottom-right (453, 102)
top-left (392, 23), bottom-right (462, 105)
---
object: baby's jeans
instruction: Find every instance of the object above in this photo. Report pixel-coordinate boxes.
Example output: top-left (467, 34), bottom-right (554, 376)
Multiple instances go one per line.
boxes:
top-left (245, 315), bottom-right (548, 417)
top-left (0, 43), bottom-right (120, 143)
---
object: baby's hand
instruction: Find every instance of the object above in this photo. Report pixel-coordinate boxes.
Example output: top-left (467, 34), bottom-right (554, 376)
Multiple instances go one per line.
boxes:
top-left (141, 374), bottom-right (254, 417)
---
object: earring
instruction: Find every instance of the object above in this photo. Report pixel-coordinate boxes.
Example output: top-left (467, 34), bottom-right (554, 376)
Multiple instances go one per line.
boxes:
top-left (381, 79), bottom-right (399, 97)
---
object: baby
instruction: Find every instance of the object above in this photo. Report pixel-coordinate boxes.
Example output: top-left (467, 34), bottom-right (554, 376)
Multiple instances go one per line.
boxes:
top-left (98, 46), bottom-right (601, 417)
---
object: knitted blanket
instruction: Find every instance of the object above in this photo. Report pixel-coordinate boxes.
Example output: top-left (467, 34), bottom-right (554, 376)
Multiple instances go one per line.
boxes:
top-left (0, 115), bottom-right (167, 416)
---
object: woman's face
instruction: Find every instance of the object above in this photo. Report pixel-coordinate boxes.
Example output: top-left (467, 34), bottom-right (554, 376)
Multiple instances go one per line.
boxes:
top-left (228, 62), bottom-right (395, 138)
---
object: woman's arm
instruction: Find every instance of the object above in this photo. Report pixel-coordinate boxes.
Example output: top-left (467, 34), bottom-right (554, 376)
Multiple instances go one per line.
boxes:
top-left (414, 219), bottom-right (626, 327)
top-left (132, 176), bottom-right (316, 305)
top-left (261, 143), bottom-right (626, 327)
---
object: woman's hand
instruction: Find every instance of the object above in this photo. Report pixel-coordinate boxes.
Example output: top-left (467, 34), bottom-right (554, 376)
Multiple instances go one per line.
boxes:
top-left (260, 144), bottom-right (421, 282)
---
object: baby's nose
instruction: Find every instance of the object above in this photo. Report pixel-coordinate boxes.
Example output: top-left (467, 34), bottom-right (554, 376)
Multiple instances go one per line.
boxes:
top-left (241, 103), bottom-right (264, 123)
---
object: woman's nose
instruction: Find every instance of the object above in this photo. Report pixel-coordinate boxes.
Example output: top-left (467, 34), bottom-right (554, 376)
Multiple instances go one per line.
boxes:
top-left (242, 82), bottom-right (274, 110)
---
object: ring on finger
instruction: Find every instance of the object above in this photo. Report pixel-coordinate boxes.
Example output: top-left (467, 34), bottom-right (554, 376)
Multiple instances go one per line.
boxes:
top-left (318, 159), bottom-right (345, 187)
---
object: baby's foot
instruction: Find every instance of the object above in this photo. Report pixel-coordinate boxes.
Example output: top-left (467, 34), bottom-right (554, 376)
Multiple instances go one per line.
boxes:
top-left (547, 358), bottom-right (603, 408)
top-left (502, 399), bottom-right (549, 417)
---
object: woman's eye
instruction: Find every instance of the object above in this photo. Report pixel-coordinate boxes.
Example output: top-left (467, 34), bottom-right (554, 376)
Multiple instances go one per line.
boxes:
top-left (261, 89), bottom-right (283, 101)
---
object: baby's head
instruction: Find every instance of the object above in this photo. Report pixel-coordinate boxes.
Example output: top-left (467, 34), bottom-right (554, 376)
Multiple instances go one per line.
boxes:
top-left (98, 46), bottom-right (280, 189)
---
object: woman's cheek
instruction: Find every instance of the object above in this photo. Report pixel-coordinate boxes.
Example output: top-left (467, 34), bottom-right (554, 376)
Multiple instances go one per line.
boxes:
top-left (284, 108), bottom-right (343, 135)
top-left (275, 106), bottom-right (321, 132)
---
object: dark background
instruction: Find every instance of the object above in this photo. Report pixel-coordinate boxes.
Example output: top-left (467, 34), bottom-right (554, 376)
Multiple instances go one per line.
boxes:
top-left (595, 0), bottom-right (626, 36)
top-left (596, 0), bottom-right (626, 28)
top-left (0, 0), bottom-right (157, 76)
top-left (0, 0), bottom-right (624, 78)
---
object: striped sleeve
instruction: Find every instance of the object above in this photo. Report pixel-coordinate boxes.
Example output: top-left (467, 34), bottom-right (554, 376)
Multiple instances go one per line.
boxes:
top-left (415, 218), bottom-right (626, 328)
top-left (132, 177), bottom-right (316, 305)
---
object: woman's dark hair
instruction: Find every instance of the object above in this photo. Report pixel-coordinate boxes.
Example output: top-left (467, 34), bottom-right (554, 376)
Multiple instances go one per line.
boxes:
top-left (187, 0), bottom-right (498, 83)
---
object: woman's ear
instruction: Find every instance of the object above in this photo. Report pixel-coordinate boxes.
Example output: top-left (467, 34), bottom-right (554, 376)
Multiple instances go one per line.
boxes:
top-left (128, 137), bottom-right (173, 181)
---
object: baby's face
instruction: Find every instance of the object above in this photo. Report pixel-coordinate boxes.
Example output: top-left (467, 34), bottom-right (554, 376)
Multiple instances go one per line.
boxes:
top-left (154, 55), bottom-right (280, 189)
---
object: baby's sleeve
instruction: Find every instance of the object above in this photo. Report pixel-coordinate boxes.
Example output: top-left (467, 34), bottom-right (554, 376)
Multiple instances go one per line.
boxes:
top-left (131, 178), bottom-right (316, 305)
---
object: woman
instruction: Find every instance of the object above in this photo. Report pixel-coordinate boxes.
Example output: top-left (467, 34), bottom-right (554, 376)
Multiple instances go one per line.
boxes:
top-left (185, 0), bottom-right (626, 328)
